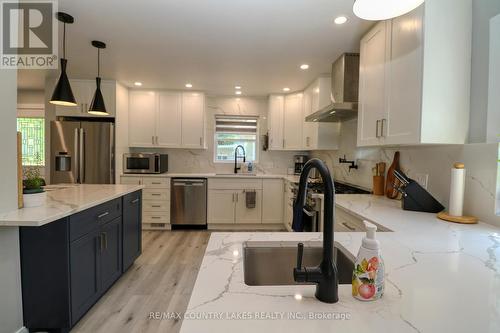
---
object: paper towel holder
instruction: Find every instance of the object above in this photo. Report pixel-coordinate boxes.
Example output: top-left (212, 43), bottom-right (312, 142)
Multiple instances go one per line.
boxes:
top-left (437, 162), bottom-right (478, 224)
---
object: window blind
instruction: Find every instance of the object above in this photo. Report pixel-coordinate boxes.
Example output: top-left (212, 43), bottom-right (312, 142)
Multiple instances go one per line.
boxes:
top-left (215, 116), bottom-right (258, 133)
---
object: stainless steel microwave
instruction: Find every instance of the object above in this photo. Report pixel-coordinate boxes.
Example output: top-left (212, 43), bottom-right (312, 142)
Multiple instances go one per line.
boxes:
top-left (123, 153), bottom-right (168, 174)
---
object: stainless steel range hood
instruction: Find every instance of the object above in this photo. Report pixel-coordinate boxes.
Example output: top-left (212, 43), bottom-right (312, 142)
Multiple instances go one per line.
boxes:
top-left (305, 53), bottom-right (359, 122)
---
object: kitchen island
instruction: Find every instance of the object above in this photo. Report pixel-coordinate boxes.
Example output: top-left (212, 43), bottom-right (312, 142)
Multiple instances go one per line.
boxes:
top-left (0, 184), bottom-right (144, 333)
top-left (180, 194), bottom-right (500, 333)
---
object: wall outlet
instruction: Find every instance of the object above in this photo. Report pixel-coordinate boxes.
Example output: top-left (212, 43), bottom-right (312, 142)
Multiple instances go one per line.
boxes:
top-left (415, 173), bottom-right (429, 189)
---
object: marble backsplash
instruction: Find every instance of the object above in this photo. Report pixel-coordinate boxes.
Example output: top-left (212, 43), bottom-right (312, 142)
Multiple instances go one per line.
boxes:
top-left (130, 96), bottom-right (304, 175)
top-left (311, 119), bottom-right (500, 227)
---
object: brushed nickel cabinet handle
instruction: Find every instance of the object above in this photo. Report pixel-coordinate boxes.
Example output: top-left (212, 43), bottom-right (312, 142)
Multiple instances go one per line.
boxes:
top-left (381, 118), bottom-right (386, 137)
top-left (97, 211), bottom-right (109, 219)
top-left (131, 198), bottom-right (140, 204)
top-left (375, 120), bottom-right (381, 138)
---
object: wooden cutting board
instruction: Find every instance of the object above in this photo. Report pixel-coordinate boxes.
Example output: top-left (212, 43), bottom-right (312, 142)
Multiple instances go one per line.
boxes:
top-left (385, 151), bottom-right (401, 199)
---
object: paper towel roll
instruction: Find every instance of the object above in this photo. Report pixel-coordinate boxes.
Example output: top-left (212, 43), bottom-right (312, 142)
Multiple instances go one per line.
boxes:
top-left (449, 163), bottom-right (465, 216)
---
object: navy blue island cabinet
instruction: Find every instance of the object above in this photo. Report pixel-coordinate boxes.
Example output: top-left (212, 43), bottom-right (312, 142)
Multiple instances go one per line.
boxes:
top-left (19, 190), bottom-right (142, 333)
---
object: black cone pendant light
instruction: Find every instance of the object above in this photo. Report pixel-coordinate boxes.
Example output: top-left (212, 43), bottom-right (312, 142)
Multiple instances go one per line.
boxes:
top-left (88, 40), bottom-right (108, 115)
top-left (50, 12), bottom-right (77, 106)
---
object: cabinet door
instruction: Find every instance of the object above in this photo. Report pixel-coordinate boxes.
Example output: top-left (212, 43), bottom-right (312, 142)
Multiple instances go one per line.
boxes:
top-left (55, 80), bottom-right (93, 116)
top-left (129, 90), bottom-right (157, 147)
top-left (268, 95), bottom-right (284, 150)
top-left (157, 91), bottom-right (182, 147)
top-left (99, 80), bottom-right (116, 117)
top-left (357, 21), bottom-right (389, 147)
top-left (208, 190), bottom-right (235, 224)
top-left (302, 87), bottom-right (315, 149)
top-left (262, 180), bottom-right (283, 224)
top-left (283, 93), bottom-right (304, 150)
top-left (385, 7), bottom-right (423, 145)
top-left (235, 190), bottom-right (262, 224)
top-left (122, 191), bottom-right (142, 271)
top-left (70, 230), bottom-right (100, 325)
top-left (100, 217), bottom-right (122, 293)
top-left (181, 92), bottom-right (205, 148)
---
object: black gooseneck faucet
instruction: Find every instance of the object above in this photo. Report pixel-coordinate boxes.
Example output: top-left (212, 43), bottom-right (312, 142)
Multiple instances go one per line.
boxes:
top-left (293, 158), bottom-right (339, 303)
top-left (234, 145), bottom-right (246, 174)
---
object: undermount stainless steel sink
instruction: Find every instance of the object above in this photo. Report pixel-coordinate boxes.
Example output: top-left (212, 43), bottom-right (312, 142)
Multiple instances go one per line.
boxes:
top-left (243, 241), bottom-right (355, 286)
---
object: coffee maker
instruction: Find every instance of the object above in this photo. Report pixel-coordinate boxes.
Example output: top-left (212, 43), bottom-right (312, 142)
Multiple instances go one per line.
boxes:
top-left (294, 155), bottom-right (308, 175)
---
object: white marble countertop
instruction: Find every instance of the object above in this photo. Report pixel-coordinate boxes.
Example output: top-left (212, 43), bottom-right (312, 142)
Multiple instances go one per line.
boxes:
top-left (0, 184), bottom-right (144, 227)
top-left (180, 194), bottom-right (500, 333)
top-left (121, 172), bottom-right (291, 179)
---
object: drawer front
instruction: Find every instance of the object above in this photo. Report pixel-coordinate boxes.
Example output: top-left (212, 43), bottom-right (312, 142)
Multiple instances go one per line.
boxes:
top-left (70, 198), bottom-right (122, 242)
top-left (120, 176), bottom-right (142, 185)
top-left (143, 177), bottom-right (170, 189)
top-left (142, 200), bottom-right (169, 212)
top-left (143, 189), bottom-right (169, 201)
top-left (335, 207), bottom-right (365, 232)
top-left (208, 178), bottom-right (263, 190)
top-left (143, 212), bottom-right (170, 223)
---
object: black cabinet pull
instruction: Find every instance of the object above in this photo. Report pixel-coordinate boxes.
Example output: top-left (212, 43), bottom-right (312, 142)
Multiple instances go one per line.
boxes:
top-left (342, 222), bottom-right (356, 231)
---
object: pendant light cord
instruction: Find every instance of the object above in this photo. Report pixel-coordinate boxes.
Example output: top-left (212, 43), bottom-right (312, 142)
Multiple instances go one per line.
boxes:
top-left (62, 22), bottom-right (66, 59)
top-left (97, 48), bottom-right (100, 77)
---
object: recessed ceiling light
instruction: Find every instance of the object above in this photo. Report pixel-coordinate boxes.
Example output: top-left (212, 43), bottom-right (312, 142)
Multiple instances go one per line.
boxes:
top-left (235, 85), bottom-right (242, 90)
top-left (134, 82), bottom-right (142, 87)
top-left (185, 83), bottom-right (193, 88)
top-left (294, 294), bottom-right (303, 301)
top-left (334, 16), bottom-right (348, 25)
top-left (283, 87), bottom-right (290, 92)
top-left (300, 64), bottom-right (309, 70)
top-left (235, 91), bottom-right (242, 95)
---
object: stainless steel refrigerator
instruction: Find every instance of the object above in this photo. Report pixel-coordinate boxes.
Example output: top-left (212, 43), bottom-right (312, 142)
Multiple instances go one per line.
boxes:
top-left (50, 120), bottom-right (115, 184)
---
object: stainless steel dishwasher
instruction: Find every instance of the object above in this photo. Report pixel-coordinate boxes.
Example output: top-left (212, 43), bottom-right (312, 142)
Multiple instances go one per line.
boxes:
top-left (171, 178), bottom-right (207, 226)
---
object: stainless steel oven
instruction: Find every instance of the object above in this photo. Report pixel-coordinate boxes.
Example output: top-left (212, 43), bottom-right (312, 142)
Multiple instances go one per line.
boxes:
top-left (123, 153), bottom-right (168, 174)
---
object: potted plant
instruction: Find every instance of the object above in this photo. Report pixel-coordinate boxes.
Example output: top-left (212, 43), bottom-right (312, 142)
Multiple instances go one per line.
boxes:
top-left (23, 166), bottom-right (46, 207)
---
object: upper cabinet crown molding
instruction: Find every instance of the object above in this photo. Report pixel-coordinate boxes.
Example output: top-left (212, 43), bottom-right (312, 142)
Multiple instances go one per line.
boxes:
top-left (357, 0), bottom-right (472, 147)
top-left (128, 90), bottom-right (205, 149)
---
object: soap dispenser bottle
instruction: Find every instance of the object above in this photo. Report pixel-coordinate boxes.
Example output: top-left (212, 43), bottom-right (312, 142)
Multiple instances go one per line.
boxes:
top-left (352, 221), bottom-right (385, 301)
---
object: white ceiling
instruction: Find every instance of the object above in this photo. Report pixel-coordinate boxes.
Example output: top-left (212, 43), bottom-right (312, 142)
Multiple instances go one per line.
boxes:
top-left (18, 0), bottom-right (372, 96)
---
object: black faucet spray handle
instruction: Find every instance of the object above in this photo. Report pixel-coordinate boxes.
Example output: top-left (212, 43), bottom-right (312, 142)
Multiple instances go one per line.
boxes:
top-left (296, 243), bottom-right (304, 268)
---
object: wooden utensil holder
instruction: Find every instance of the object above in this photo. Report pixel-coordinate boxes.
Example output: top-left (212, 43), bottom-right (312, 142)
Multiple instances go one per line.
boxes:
top-left (373, 176), bottom-right (385, 195)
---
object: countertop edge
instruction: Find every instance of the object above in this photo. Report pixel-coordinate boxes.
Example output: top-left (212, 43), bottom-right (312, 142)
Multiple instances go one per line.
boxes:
top-left (0, 185), bottom-right (145, 227)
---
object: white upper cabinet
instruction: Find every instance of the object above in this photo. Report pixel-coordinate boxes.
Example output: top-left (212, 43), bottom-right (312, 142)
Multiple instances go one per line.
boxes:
top-left (128, 90), bottom-right (205, 149)
top-left (268, 95), bottom-right (284, 150)
top-left (157, 91), bottom-right (182, 147)
top-left (357, 0), bottom-right (472, 147)
top-left (268, 80), bottom-right (339, 151)
top-left (283, 93), bottom-right (304, 150)
top-left (129, 90), bottom-right (157, 147)
top-left (181, 92), bottom-right (205, 149)
top-left (55, 79), bottom-right (116, 117)
top-left (357, 21), bottom-right (389, 147)
top-left (303, 79), bottom-right (340, 150)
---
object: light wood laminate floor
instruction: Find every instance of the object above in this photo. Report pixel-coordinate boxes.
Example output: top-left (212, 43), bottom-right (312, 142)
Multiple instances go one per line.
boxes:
top-left (72, 230), bottom-right (211, 333)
